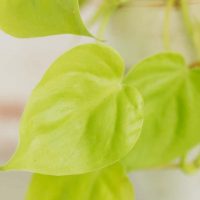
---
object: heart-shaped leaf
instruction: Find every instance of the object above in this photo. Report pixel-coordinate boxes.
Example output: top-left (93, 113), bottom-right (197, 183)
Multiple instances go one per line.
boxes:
top-left (0, 0), bottom-right (91, 38)
top-left (26, 164), bottom-right (134, 200)
top-left (123, 53), bottom-right (200, 170)
top-left (1, 43), bottom-right (143, 175)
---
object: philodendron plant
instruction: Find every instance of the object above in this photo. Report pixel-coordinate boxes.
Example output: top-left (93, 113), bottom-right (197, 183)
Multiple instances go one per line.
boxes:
top-left (0, 0), bottom-right (200, 199)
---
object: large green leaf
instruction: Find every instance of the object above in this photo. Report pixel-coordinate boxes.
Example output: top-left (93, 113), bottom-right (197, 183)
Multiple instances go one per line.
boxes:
top-left (1, 43), bottom-right (143, 175)
top-left (0, 0), bottom-right (91, 38)
top-left (123, 53), bottom-right (200, 171)
top-left (26, 164), bottom-right (134, 200)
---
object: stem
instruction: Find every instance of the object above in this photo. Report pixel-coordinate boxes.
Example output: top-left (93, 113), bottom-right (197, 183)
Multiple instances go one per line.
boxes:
top-left (180, 0), bottom-right (194, 37)
top-left (87, 0), bottom-right (129, 40)
top-left (87, 2), bottom-right (108, 28)
top-left (180, 0), bottom-right (200, 59)
top-left (97, 9), bottom-right (115, 40)
top-left (180, 153), bottom-right (200, 174)
top-left (163, 0), bottom-right (176, 50)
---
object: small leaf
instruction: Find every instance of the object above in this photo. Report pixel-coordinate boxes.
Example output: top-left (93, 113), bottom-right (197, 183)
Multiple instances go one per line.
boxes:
top-left (123, 53), bottom-right (200, 170)
top-left (1, 43), bottom-right (143, 175)
top-left (26, 164), bottom-right (134, 200)
top-left (0, 0), bottom-right (91, 38)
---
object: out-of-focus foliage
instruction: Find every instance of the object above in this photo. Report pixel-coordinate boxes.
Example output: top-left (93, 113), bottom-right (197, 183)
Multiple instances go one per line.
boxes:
top-left (123, 53), bottom-right (200, 170)
top-left (26, 164), bottom-right (134, 200)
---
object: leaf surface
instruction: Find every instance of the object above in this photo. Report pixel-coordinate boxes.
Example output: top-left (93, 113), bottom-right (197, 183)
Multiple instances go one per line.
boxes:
top-left (26, 164), bottom-right (134, 200)
top-left (0, 0), bottom-right (91, 38)
top-left (2, 43), bottom-right (143, 175)
top-left (123, 53), bottom-right (200, 170)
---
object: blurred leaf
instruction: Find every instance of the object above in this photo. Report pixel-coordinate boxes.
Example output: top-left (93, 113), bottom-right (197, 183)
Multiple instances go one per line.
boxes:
top-left (123, 53), bottom-right (200, 170)
top-left (0, 0), bottom-right (91, 38)
top-left (26, 164), bottom-right (134, 200)
top-left (1, 43), bottom-right (143, 175)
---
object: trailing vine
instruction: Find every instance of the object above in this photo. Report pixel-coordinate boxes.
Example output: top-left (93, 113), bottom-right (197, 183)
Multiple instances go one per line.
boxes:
top-left (0, 0), bottom-right (200, 199)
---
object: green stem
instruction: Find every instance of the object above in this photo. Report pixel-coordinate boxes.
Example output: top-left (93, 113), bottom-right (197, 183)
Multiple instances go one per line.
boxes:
top-left (87, 2), bottom-right (108, 28)
top-left (163, 0), bottom-right (176, 50)
top-left (180, 0), bottom-right (200, 59)
top-left (180, 0), bottom-right (194, 37)
top-left (180, 153), bottom-right (200, 174)
top-left (97, 9), bottom-right (115, 40)
top-left (87, 0), bottom-right (129, 40)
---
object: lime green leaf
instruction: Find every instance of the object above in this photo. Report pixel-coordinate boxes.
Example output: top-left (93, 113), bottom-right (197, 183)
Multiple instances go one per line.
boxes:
top-left (26, 164), bottom-right (134, 200)
top-left (123, 53), bottom-right (200, 170)
top-left (2, 43), bottom-right (143, 175)
top-left (0, 0), bottom-right (91, 38)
